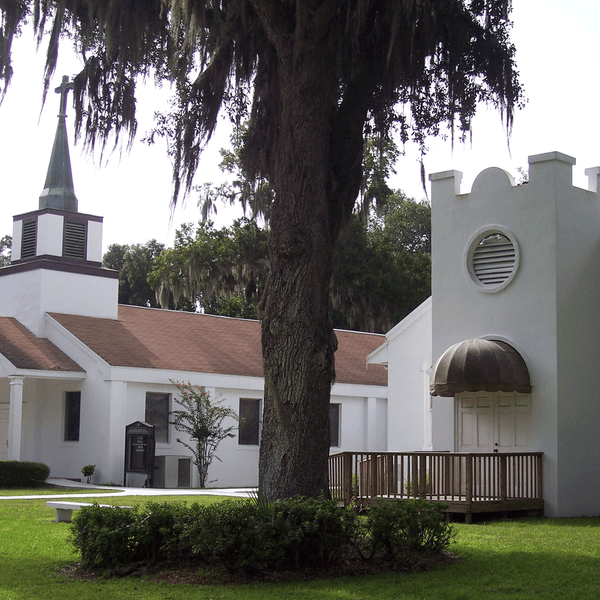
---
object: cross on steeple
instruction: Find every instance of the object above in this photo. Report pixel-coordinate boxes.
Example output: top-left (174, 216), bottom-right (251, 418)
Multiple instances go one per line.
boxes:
top-left (55, 75), bottom-right (74, 118)
top-left (39, 75), bottom-right (78, 212)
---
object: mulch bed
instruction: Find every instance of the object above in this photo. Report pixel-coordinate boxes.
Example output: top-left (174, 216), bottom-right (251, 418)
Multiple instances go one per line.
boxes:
top-left (62, 550), bottom-right (459, 586)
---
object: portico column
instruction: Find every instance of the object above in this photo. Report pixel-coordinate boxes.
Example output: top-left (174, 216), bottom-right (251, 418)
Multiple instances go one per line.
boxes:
top-left (8, 377), bottom-right (24, 460)
top-left (366, 397), bottom-right (377, 451)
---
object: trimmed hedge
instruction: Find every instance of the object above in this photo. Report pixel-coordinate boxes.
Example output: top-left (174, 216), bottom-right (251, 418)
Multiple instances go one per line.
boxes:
top-left (0, 461), bottom-right (50, 488)
top-left (70, 496), bottom-right (455, 574)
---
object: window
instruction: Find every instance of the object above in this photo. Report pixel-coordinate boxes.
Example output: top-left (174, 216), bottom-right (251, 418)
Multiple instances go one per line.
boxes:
top-left (145, 392), bottom-right (170, 443)
top-left (239, 398), bottom-right (261, 445)
top-left (64, 391), bottom-right (81, 442)
top-left (330, 403), bottom-right (341, 447)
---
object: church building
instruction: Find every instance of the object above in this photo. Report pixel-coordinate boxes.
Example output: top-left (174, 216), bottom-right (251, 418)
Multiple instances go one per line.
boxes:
top-left (0, 77), bottom-right (387, 488)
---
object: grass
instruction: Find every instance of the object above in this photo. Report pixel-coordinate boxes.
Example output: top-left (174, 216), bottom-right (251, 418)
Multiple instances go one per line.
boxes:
top-left (1, 494), bottom-right (600, 600)
top-left (0, 485), bottom-right (117, 497)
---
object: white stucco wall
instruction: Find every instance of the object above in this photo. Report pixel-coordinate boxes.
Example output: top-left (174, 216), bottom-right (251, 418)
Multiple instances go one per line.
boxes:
top-left (369, 298), bottom-right (432, 452)
top-left (37, 213), bottom-right (64, 257)
top-left (87, 220), bottom-right (103, 263)
top-left (429, 152), bottom-right (600, 517)
top-left (0, 269), bottom-right (118, 336)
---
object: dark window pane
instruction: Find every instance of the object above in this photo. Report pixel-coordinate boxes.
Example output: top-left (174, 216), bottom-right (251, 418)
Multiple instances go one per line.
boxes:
top-left (330, 403), bottom-right (340, 447)
top-left (145, 392), bottom-right (170, 443)
top-left (64, 391), bottom-right (81, 442)
top-left (239, 398), bottom-right (260, 445)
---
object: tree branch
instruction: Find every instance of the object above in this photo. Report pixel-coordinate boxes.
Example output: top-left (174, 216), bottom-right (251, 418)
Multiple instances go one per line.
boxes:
top-left (248, 0), bottom-right (292, 58)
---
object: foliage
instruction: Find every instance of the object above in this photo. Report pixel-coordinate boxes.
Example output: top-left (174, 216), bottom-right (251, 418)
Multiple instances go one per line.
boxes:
top-left (0, 461), bottom-right (50, 488)
top-left (355, 499), bottom-right (454, 560)
top-left (81, 465), bottom-right (95, 477)
top-left (103, 240), bottom-right (165, 307)
top-left (0, 234), bottom-right (11, 267)
top-left (81, 464), bottom-right (95, 483)
top-left (198, 125), bottom-right (274, 224)
top-left (70, 496), bottom-right (452, 575)
top-left (70, 503), bottom-right (141, 569)
top-left (149, 219), bottom-right (268, 317)
top-left (150, 198), bottom-right (430, 332)
top-left (169, 381), bottom-right (238, 488)
top-left (331, 194), bottom-right (431, 332)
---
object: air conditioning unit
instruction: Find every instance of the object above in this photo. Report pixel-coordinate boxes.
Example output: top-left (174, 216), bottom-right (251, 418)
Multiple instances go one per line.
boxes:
top-left (154, 455), bottom-right (191, 488)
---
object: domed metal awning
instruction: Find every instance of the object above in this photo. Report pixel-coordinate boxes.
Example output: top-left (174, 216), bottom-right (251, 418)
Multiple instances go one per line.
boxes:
top-left (430, 338), bottom-right (531, 397)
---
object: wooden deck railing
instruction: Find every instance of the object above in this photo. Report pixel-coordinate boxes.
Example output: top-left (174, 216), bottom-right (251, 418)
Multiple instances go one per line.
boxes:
top-left (329, 451), bottom-right (543, 515)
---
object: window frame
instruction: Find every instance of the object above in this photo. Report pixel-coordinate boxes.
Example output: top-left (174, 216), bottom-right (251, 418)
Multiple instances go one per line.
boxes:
top-left (330, 403), bottom-right (341, 448)
top-left (145, 392), bottom-right (171, 444)
top-left (238, 398), bottom-right (261, 446)
top-left (63, 391), bottom-right (81, 442)
top-left (464, 225), bottom-right (520, 293)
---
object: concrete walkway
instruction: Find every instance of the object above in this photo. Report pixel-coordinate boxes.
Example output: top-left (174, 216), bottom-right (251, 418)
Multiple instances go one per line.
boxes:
top-left (0, 478), bottom-right (255, 501)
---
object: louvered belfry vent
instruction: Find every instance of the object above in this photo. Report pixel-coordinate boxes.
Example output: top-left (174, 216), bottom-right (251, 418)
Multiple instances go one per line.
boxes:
top-left (472, 233), bottom-right (516, 286)
top-left (21, 221), bottom-right (37, 259)
top-left (64, 221), bottom-right (86, 260)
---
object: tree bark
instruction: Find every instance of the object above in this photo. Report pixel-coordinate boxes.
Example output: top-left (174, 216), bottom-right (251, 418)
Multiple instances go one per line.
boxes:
top-left (258, 42), bottom-right (339, 500)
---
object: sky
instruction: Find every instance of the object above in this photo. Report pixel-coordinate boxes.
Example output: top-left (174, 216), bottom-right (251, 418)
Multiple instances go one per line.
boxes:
top-left (1, 0), bottom-right (599, 253)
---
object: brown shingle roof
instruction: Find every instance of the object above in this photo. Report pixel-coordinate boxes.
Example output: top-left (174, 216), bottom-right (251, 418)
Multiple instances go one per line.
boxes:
top-left (0, 317), bottom-right (84, 372)
top-left (50, 305), bottom-right (387, 386)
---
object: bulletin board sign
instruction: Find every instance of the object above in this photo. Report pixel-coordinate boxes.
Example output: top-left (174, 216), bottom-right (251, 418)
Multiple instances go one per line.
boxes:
top-left (124, 421), bottom-right (155, 487)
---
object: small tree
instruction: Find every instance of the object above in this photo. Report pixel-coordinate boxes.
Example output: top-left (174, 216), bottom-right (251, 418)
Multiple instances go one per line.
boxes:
top-left (170, 381), bottom-right (238, 488)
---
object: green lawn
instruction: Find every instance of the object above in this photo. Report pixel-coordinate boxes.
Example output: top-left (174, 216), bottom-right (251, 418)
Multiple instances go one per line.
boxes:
top-left (0, 485), bottom-right (117, 497)
top-left (1, 495), bottom-right (599, 600)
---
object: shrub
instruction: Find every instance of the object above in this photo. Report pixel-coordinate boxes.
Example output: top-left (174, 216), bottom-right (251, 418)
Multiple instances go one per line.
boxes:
top-left (0, 461), bottom-right (50, 488)
top-left (70, 504), bottom-right (142, 569)
top-left (264, 495), bottom-right (357, 569)
top-left (183, 500), bottom-right (266, 574)
top-left (360, 499), bottom-right (455, 560)
top-left (69, 497), bottom-right (454, 575)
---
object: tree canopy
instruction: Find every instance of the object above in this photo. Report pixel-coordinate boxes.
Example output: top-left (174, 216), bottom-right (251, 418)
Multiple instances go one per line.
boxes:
top-left (1, 0), bottom-right (522, 500)
top-left (0, 235), bottom-right (11, 268)
top-left (150, 196), bottom-right (431, 334)
top-left (103, 240), bottom-right (166, 307)
top-left (149, 219), bottom-right (268, 318)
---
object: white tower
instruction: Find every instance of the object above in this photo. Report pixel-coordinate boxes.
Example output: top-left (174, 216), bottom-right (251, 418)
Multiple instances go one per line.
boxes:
top-left (0, 76), bottom-right (119, 336)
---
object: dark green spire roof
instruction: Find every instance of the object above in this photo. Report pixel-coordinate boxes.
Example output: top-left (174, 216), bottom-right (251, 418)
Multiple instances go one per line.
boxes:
top-left (39, 76), bottom-right (78, 212)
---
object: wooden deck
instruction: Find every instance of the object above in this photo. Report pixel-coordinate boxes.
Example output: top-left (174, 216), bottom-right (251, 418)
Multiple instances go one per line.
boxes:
top-left (328, 451), bottom-right (544, 522)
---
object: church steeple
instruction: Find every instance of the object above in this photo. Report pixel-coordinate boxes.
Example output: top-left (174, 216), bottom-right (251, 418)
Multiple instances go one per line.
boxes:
top-left (39, 75), bottom-right (78, 212)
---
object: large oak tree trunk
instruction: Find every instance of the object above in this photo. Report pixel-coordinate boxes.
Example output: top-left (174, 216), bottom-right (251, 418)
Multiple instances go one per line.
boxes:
top-left (258, 46), bottom-right (340, 500)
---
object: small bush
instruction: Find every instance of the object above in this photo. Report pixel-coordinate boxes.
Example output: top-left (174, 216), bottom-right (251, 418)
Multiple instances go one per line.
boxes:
top-left (70, 504), bottom-right (142, 569)
top-left (0, 461), bottom-right (50, 488)
top-left (264, 495), bottom-right (356, 569)
top-left (183, 500), bottom-right (266, 574)
top-left (360, 499), bottom-right (455, 559)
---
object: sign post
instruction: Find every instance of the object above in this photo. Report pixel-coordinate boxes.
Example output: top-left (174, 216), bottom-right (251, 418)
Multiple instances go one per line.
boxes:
top-left (124, 421), bottom-right (156, 487)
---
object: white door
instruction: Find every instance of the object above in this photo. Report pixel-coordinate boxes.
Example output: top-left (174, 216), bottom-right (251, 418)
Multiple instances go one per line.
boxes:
top-left (456, 391), bottom-right (531, 453)
top-left (456, 392), bottom-right (494, 452)
top-left (0, 405), bottom-right (9, 460)
top-left (456, 392), bottom-right (532, 498)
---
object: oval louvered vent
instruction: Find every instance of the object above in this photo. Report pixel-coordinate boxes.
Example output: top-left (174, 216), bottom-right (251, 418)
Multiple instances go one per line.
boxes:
top-left (472, 233), bottom-right (515, 285)
top-left (466, 228), bottom-right (520, 293)
top-left (64, 221), bottom-right (86, 260)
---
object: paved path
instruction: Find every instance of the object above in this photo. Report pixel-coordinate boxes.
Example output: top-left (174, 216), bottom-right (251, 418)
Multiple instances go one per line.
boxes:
top-left (0, 478), bottom-right (255, 501)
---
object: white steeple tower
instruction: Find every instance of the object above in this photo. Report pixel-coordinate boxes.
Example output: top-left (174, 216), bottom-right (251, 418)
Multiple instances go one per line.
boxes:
top-left (0, 75), bottom-right (119, 336)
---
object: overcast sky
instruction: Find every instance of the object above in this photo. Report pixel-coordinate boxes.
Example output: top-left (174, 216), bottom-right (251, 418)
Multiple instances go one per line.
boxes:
top-left (1, 0), bottom-right (599, 252)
